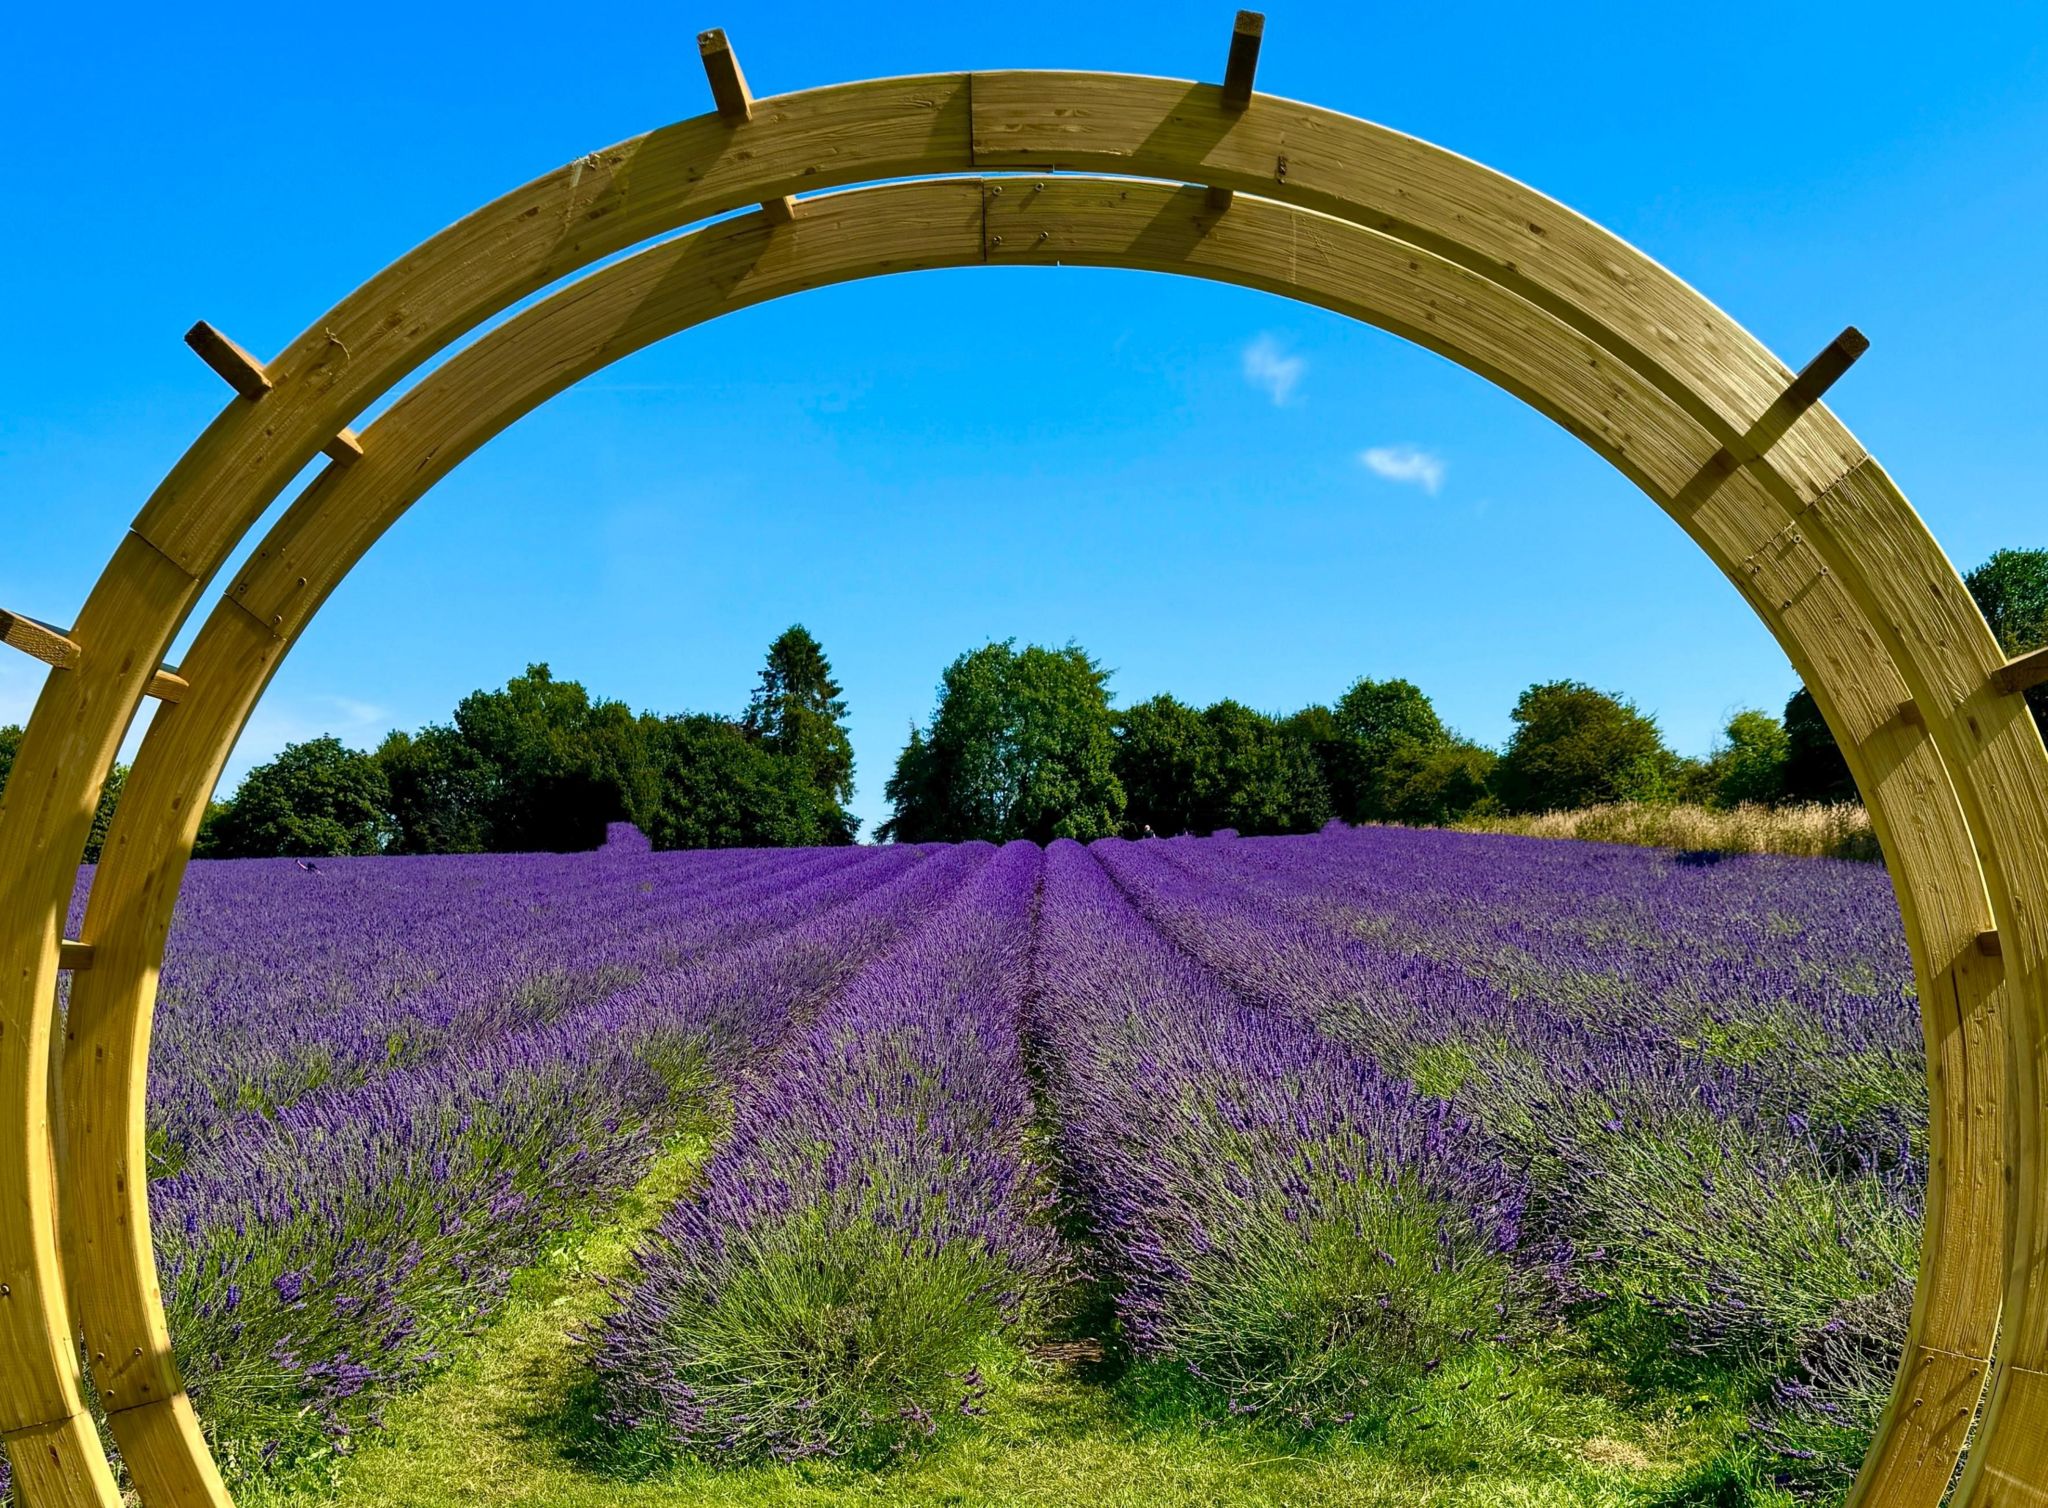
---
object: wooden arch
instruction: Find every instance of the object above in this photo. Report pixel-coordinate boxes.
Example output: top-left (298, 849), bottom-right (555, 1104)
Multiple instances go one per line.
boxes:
top-left (5, 21), bottom-right (2047, 1507)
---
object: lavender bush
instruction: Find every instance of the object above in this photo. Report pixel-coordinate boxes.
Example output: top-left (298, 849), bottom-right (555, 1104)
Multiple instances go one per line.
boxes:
top-left (148, 834), bottom-right (984, 1481)
top-left (1030, 840), bottom-right (1531, 1427)
top-left (593, 841), bottom-right (1073, 1464)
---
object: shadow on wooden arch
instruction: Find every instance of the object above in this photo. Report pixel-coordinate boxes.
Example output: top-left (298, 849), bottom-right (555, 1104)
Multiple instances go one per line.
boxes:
top-left (3, 21), bottom-right (2046, 1508)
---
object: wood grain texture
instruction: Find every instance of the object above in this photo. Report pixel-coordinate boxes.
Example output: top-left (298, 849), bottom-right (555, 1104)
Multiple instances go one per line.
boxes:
top-left (0, 1411), bottom-right (125, 1508)
top-left (0, 531), bottom-right (196, 1507)
top-left (0, 610), bottom-right (82, 671)
top-left (6, 69), bottom-right (2044, 1506)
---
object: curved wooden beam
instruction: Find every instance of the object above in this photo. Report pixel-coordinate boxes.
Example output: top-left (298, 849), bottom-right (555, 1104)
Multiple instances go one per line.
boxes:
top-left (5, 65), bottom-right (2044, 1508)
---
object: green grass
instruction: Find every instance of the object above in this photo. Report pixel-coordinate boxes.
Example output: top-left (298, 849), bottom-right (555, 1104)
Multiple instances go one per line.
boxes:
top-left (244, 1139), bottom-right (1784, 1508)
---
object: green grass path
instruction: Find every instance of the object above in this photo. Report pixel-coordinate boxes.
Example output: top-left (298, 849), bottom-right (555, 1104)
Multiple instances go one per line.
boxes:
top-left (251, 1138), bottom-right (1764, 1508)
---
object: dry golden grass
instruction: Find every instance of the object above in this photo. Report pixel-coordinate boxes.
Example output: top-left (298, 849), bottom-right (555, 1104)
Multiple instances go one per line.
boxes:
top-left (1456, 802), bottom-right (1879, 863)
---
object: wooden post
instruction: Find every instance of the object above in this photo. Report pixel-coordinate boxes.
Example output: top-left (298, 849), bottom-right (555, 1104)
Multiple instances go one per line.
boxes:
top-left (1995, 645), bottom-right (2048, 697)
top-left (1201, 13), bottom-right (1264, 212)
top-left (148, 667), bottom-right (190, 704)
top-left (699, 28), bottom-right (754, 121)
top-left (183, 321), bottom-right (272, 401)
top-left (697, 28), bottom-right (798, 225)
top-left (322, 428), bottom-right (365, 466)
top-left (1778, 326), bottom-right (1869, 419)
top-left (1220, 10), bottom-right (1264, 110)
top-left (0, 611), bottom-right (82, 671)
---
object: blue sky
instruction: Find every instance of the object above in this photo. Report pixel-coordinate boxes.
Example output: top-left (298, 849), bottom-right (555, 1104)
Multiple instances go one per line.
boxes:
top-left (3, 3), bottom-right (2043, 837)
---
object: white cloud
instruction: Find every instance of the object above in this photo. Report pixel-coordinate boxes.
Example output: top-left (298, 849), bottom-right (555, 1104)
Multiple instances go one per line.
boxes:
top-left (1359, 445), bottom-right (1446, 495)
top-left (321, 695), bottom-right (388, 726)
top-left (1242, 334), bottom-right (1304, 406)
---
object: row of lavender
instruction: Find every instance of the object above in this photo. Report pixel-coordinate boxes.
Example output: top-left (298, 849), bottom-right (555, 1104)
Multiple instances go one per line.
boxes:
top-left (5, 823), bottom-right (1917, 1501)
top-left (38, 829), bottom-right (996, 1492)
top-left (586, 827), bottom-right (1919, 1486)
top-left (1095, 827), bottom-right (1921, 1468)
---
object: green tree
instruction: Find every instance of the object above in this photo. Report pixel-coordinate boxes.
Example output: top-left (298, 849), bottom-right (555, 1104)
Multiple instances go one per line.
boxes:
top-left (637, 714), bottom-right (828, 849)
top-left (2, 724), bottom-right (126, 862)
top-left (1332, 678), bottom-right (1449, 821)
top-left (878, 642), bottom-right (1123, 843)
top-left (1492, 680), bottom-right (1672, 814)
top-left (208, 737), bottom-right (391, 857)
top-left (453, 664), bottom-right (646, 851)
top-left (1192, 699), bottom-right (1331, 836)
top-left (1710, 708), bottom-right (1790, 807)
top-left (1377, 737), bottom-right (1498, 826)
top-left (1115, 694), bottom-right (1207, 836)
top-left (1280, 704), bottom-right (1353, 822)
top-left (1966, 546), bottom-right (2048, 740)
top-left (377, 725), bottom-right (494, 854)
top-left (743, 625), bottom-right (858, 841)
top-left (879, 727), bottom-right (941, 843)
top-left (1781, 687), bottom-right (1856, 805)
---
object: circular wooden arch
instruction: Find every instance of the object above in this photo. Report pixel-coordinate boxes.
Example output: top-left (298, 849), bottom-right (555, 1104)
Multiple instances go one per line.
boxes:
top-left (4, 35), bottom-right (2046, 1508)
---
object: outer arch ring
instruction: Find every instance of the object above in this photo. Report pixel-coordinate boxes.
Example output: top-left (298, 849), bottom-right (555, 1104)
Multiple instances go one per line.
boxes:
top-left (0, 74), bottom-right (2041, 1508)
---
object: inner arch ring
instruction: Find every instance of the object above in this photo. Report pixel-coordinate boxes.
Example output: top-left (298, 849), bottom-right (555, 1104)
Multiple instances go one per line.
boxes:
top-left (0, 72), bottom-right (2041, 1508)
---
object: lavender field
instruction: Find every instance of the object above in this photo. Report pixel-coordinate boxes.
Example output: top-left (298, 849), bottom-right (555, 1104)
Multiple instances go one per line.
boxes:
top-left (21, 824), bottom-right (1922, 1507)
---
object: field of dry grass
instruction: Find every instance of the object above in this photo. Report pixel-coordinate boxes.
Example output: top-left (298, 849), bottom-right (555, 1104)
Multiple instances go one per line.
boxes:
top-left (1455, 802), bottom-right (1880, 863)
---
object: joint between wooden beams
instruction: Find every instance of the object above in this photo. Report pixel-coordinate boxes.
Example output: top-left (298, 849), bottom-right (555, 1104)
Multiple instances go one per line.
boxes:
top-left (699, 28), bottom-right (754, 121)
top-left (185, 321), bottom-right (272, 401)
top-left (1220, 10), bottom-right (1265, 110)
top-left (59, 939), bottom-right (94, 971)
top-left (1976, 929), bottom-right (2002, 959)
top-left (0, 608), bottom-right (82, 670)
top-left (223, 589), bottom-right (289, 641)
top-left (1994, 644), bottom-right (2048, 697)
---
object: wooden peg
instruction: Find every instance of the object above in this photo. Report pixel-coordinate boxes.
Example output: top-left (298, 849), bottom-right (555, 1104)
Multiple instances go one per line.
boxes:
top-left (1899, 700), bottom-right (1924, 729)
top-left (699, 28), bottom-right (754, 121)
top-left (1726, 326), bottom-right (1868, 463)
top-left (149, 666), bottom-right (190, 704)
top-left (185, 321), bottom-right (273, 401)
top-left (1205, 185), bottom-right (1236, 213)
top-left (322, 427), bottom-right (365, 466)
top-left (1976, 929), bottom-right (2002, 959)
top-left (1778, 326), bottom-right (1869, 419)
top-left (760, 195), bottom-right (798, 226)
top-left (1994, 644), bottom-right (2048, 697)
top-left (59, 940), bottom-right (94, 972)
top-left (0, 609), bottom-right (82, 671)
top-left (1220, 11), bottom-right (1265, 111)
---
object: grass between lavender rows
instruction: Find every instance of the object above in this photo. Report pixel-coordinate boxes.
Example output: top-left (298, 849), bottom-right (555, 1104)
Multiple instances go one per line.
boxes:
top-left (244, 1129), bottom-right (1785, 1508)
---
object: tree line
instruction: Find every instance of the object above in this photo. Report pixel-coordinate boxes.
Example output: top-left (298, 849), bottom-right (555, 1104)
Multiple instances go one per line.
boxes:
top-left (2, 550), bottom-right (2040, 857)
top-left (880, 547), bottom-right (2048, 843)
top-left (0, 626), bottom-right (860, 860)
